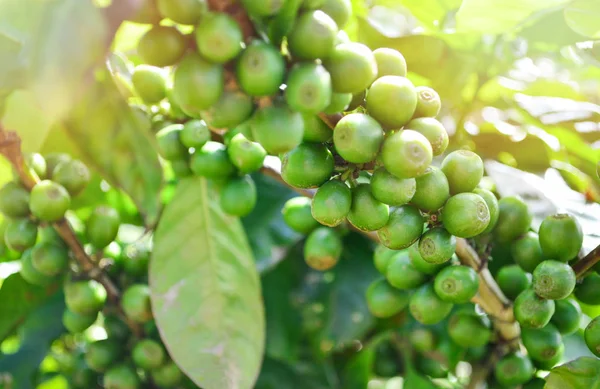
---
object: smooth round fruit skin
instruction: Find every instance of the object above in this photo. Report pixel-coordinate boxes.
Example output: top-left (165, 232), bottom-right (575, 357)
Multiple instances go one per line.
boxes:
top-left (29, 180), bottom-right (71, 222)
top-left (347, 184), bottom-right (389, 232)
top-left (320, 0), bottom-right (352, 28)
top-left (385, 251), bottom-right (427, 290)
top-left (131, 65), bottom-right (166, 105)
top-left (448, 312), bottom-right (491, 347)
top-left (367, 76), bottom-right (417, 129)
top-left (496, 264), bottom-right (531, 301)
top-left (324, 43), bottom-right (377, 94)
top-left (551, 299), bottom-right (581, 335)
top-left (370, 168), bottom-right (416, 206)
top-left (410, 166), bottom-right (450, 212)
top-left (473, 188), bottom-right (499, 234)
top-left (440, 150), bottom-right (484, 194)
top-left (410, 327), bottom-right (436, 353)
top-left (304, 227), bottom-right (342, 271)
top-left (195, 13), bottom-right (242, 63)
top-left (4, 218), bottom-right (37, 252)
top-left (127, 0), bottom-right (161, 23)
top-left (180, 120), bottom-right (210, 149)
top-left (86, 206), bottom-right (120, 249)
top-left (409, 284), bottom-right (453, 325)
top-left (156, 124), bottom-right (187, 161)
top-left (282, 197), bottom-right (318, 234)
top-left (122, 284), bottom-right (153, 323)
top-left (514, 288), bottom-right (555, 329)
top-left (251, 105), bottom-right (305, 155)
top-left (132, 339), bottom-right (165, 370)
top-left (281, 143), bottom-right (334, 189)
top-left (441, 193), bottom-right (490, 238)
top-left (151, 362), bottom-right (183, 388)
top-left (434, 265), bottom-right (479, 303)
top-left (104, 365), bottom-right (140, 389)
top-left (63, 309), bottom-right (97, 333)
top-left (190, 141), bottom-right (236, 179)
top-left (522, 324), bottom-right (563, 362)
top-left (20, 249), bottom-right (54, 286)
top-left (173, 54), bottom-right (224, 116)
top-left (538, 213), bottom-right (583, 262)
top-left (323, 92), bottom-right (352, 114)
top-left (86, 340), bottom-right (122, 373)
top-left (533, 344), bottom-right (564, 371)
top-left (0, 181), bottom-right (30, 218)
top-left (311, 180), bottom-right (352, 227)
top-left (45, 153), bottom-right (72, 178)
top-left (200, 90), bottom-right (254, 129)
top-left (373, 48), bottom-right (407, 78)
top-left (241, 0), bottom-right (283, 17)
top-left (288, 10), bottom-right (337, 60)
top-left (574, 272), bottom-right (600, 305)
top-left (302, 115), bottom-right (332, 143)
top-left (227, 133), bottom-right (266, 174)
top-left (381, 130), bottom-right (433, 179)
top-left (236, 41), bottom-right (285, 97)
top-left (220, 175), bottom-right (257, 217)
top-left (413, 86), bottom-right (441, 118)
top-left (585, 316), bottom-right (600, 357)
top-left (65, 280), bottom-right (107, 315)
top-left (138, 26), bottom-right (186, 67)
top-left (25, 153), bottom-right (47, 179)
top-left (366, 278), bottom-right (410, 318)
top-left (333, 113), bottom-right (383, 163)
top-left (494, 352), bottom-right (535, 386)
top-left (406, 117), bottom-right (448, 156)
top-left (52, 159), bottom-right (90, 197)
top-left (377, 205), bottom-right (424, 250)
top-left (493, 196), bottom-right (532, 244)
top-left (157, 0), bottom-right (206, 25)
top-left (532, 260), bottom-right (576, 300)
top-left (373, 244), bottom-right (396, 275)
top-left (285, 63), bottom-right (332, 114)
top-left (409, 244), bottom-right (447, 275)
top-left (418, 228), bottom-right (456, 265)
top-left (31, 242), bottom-right (68, 276)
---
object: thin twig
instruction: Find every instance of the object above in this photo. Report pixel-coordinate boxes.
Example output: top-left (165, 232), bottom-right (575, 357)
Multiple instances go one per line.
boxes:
top-left (572, 243), bottom-right (600, 278)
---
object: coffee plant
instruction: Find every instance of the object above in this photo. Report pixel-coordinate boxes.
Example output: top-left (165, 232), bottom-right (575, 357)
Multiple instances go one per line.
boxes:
top-left (0, 0), bottom-right (599, 388)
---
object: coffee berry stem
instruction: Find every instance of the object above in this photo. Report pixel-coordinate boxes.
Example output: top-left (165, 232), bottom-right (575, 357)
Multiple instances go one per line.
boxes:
top-left (572, 244), bottom-right (600, 278)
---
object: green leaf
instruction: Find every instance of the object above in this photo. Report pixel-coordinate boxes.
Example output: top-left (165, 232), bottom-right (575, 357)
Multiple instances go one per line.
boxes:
top-left (545, 357), bottom-right (600, 389)
top-left (0, 273), bottom-right (58, 342)
top-left (62, 70), bottom-right (163, 227)
top-left (341, 347), bottom-right (375, 389)
top-left (0, 292), bottom-right (66, 389)
top-left (1, 89), bottom-right (52, 153)
top-left (455, 0), bottom-right (570, 34)
top-left (150, 177), bottom-right (265, 389)
top-left (564, 0), bottom-right (600, 39)
top-left (268, 0), bottom-right (303, 45)
top-left (403, 370), bottom-right (439, 389)
top-left (255, 357), bottom-right (329, 389)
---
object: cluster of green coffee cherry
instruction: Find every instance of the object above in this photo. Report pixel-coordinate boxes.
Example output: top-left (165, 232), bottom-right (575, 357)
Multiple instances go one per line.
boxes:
top-left (0, 154), bottom-right (186, 389)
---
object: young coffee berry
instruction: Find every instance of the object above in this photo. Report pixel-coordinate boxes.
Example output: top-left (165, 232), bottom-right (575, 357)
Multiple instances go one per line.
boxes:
top-left (29, 180), bottom-right (70, 222)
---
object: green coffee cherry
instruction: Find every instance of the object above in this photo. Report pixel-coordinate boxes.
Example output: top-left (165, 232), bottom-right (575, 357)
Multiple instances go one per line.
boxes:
top-left (0, 181), bottom-right (30, 218)
top-left (172, 53), bottom-right (224, 115)
top-left (377, 205), bottom-right (424, 250)
top-left (366, 278), bottom-right (410, 318)
top-left (282, 197), bottom-right (319, 234)
top-left (285, 63), bottom-right (332, 114)
top-left (333, 113), bottom-right (384, 164)
top-left (539, 213), bottom-right (583, 262)
top-left (131, 65), bottom-right (167, 105)
top-left (511, 235), bottom-right (544, 275)
top-left (86, 206), bottom-right (120, 249)
top-left (532, 344), bottom-right (563, 371)
top-left (373, 244), bottom-right (396, 275)
top-left (448, 311), bottom-right (491, 348)
top-left (385, 251), bottom-right (427, 290)
top-left (409, 283), bottom-right (453, 325)
top-left (220, 175), bottom-right (257, 217)
top-left (347, 184), bottom-right (389, 232)
top-left (31, 242), bottom-right (68, 277)
top-left (585, 316), bottom-right (600, 357)
top-left (122, 244), bottom-right (150, 278)
top-left (195, 12), bottom-right (243, 63)
top-left (288, 10), bottom-right (337, 60)
top-left (104, 364), bottom-right (140, 389)
top-left (52, 159), bottom-right (90, 197)
top-left (441, 193), bottom-right (490, 238)
top-left (494, 352), bottom-right (534, 386)
top-left (551, 299), bottom-right (581, 335)
top-left (180, 120), bottom-right (210, 149)
top-left (410, 166), bottom-right (450, 212)
top-left (190, 141), bottom-right (236, 179)
top-left (434, 265), bottom-right (479, 303)
top-left (65, 280), bottom-right (107, 315)
top-left (410, 327), bottom-right (436, 353)
top-left (366, 76), bottom-right (417, 129)
top-left (381, 130), bottom-right (433, 179)
top-left (138, 26), bottom-right (187, 67)
top-left (227, 133), bottom-right (266, 174)
top-left (413, 86), bottom-right (441, 118)
top-left (409, 243), bottom-right (447, 275)
top-left (304, 227), bottom-right (342, 271)
top-left (522, 323), bottom-right (563, 362)
top-left (323, 92), bottom-right (352, 114)
top-left (406, 117), bottom-right (448, 156)
top-left (496, 264), bottom-right (531, 301)
top-left (132, 339), bottom-right (165, 370)
top-left (29, 180), bottom-right (70, 222)
top-left (157, 0), bottom-right (206, 25)
top-left (320, 0), bottom-right (352, 28)
top-left (24, 153), bottom-right (47, 179)
top-left (156, 124), bottom-right (188, 161)
top-left (472, 188), bottom-right (498, 234)
top-left (63, 309), bottom-right (98, 333)
top-left (373, 48), bottom-right (407, 78)
top-left (45, 153), bottom-right (72, 178)
top-left (532, 260), bottom-right (576, 300)
top-left (236, 41), bottom-right (285, 97)
top-left (4, 218), bottom-right (37, 252)
top-left (493, 196), bottom-right (532, 244)
top-left (251, 105), bottom-right (304, 155)
top-left (370, 168), bottom-right (416, 206)
top-left (20, 249), bottom-right (54, 286)
top-left (302, 115), bottom-right (332, 143)
top-left (104, 315), bottom-right (131, 341)
top-left (311, 180), bottom-right (352, 227)
top-left (200, 90), bottom-right (254, 129)
top-left (514, 288), bottom-right (555, 329)
top-left (440, 150), bottom-right (484, 194)
top-left (574, 272), bottom-right (600, 305)
top-left (324, 43), bottom-right (377, 94)
top-left (281, 143), bottom-right (334, 189)
top-left (418, 228), bottom-right (456, 265)
top-left (122, 284), bottom-right (153, 323)
top-left (151, 362), bottom-right (183, 388)
top-left (85, 339), bottom-right (123, 372)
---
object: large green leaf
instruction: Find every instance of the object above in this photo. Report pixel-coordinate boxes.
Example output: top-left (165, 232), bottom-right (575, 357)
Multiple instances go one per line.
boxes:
top-left (61, 70), bottom-right (163, 227)
top-left (455, 0), bottom-right (570, 34)
top-left (255, 358), bottom-right (329, 389)
top-left (0, 273), bottom-right (58, 342)
top-left (150, 177), bottom-right (265, 389)
top-left (564, 0), bottom-right (600, 39)
top-left (545, 357), bottom-right (600, 389)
